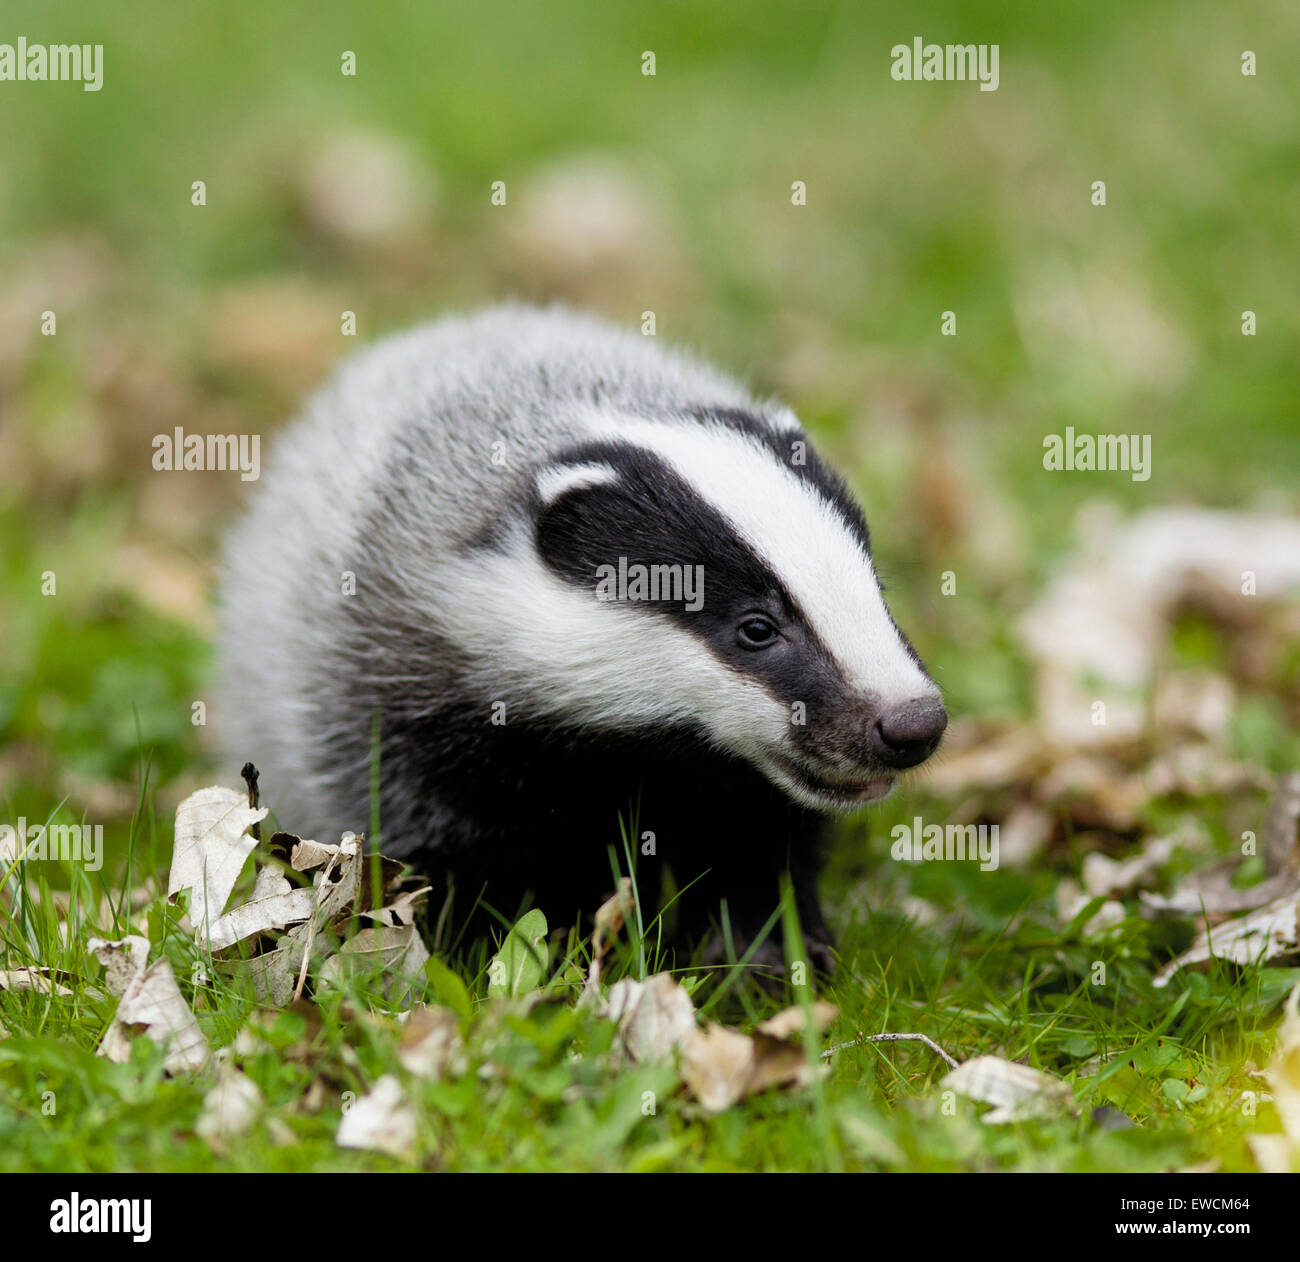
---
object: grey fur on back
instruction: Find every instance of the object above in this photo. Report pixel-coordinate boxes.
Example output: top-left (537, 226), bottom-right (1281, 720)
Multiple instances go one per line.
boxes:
top-left (215, 304), bottom-right (774, 839)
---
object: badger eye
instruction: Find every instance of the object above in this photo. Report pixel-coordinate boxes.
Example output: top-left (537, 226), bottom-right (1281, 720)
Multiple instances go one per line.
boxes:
top-left (737, 616), bottom-right (779, 649)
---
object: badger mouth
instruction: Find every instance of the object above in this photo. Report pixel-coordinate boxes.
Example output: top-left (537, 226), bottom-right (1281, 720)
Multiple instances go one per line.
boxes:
top-left (765, 751), bottom-right (896, 811)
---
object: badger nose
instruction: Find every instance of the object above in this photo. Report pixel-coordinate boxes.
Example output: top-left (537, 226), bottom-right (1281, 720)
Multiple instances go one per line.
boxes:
top-left (869, 696), bottom-right (947, 769)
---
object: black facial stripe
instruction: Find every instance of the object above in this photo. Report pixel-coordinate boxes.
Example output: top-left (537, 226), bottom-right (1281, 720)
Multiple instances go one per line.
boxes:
top-left (682, 406), bottom-right (872, 556)
top-left (535, 439), bottom-right (781, 607)
top-left (533, 439), bottom-right (851, 715)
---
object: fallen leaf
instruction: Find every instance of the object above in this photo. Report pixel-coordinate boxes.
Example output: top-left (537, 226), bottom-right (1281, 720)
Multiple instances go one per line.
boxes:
top-left (336, 1074), bottom-right (417, 1162)
top-left (195, 1068), bottom-right (262, 1148)
top-left (317, 924), bottom-right (430, 1003)
top-left (0, 967), bottom-right (75, 996)
top-left (943, 1055), bottom-right (1075, 1124)
top-left (604, 972), bottom-right (697, 1062)
top-left (680, 1023), bottom-right (758, 1112)
top-left (1246, 1133), bottom-right (1293, 1174)
top-left (361, 886), bottom-right (431, 928)
top-left (1153, 891), bottom-right (1300, 988)
top-left (89, 934), bottom-right (150, 997)
top-left (397, 1005), bottom-right (464, 1080)
top-left (225, 942), bottom-right (302, 1009)
top-left (287, 837), bottom-right (341, 872)
top-left (204, 887), bottom-right (318, 952)
top-left (1019, 507), bottom-right (1300, 750)
top-left (1083, 833), bottom-right (1185, 899)
top-left (1057, 878), bottom-right (1126, 933)
top-left (756, 1002), bottom-right (838, 1041)
top-left (679, 1003), bottom-right (836, 1113)
top-left (586, 878), bottom-right (635, 993)
top-left (168, 786), bottom-right (266, 936)
top-left (1247, 984), bottom-right (1300, 1172)
top-left (918, 723), bottom-right (1045, 795)
top-left (1141, 866), bottom-right (1297, 918)
top-left (89, 936), bottom-right (209, 1073)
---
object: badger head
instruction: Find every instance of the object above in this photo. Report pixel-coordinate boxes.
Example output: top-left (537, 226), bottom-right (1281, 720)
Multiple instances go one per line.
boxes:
top-left (452, 409), bottom-right (946, 812)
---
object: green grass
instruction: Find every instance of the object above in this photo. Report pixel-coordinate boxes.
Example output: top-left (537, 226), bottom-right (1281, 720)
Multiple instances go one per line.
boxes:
top-left (1, 0), bottom-right (1298, 1171)
top-left (0, 769), bottom-right (1295, 1172)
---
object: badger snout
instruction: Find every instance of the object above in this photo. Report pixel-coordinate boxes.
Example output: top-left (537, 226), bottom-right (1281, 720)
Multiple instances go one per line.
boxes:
top-left (867, 695), bottom-right (948, 770)
top-left (767, 689), bottom-right (947, 811)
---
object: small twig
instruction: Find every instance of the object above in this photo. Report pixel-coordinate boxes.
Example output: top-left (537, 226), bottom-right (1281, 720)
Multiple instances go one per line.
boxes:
top-left (822, 1031), bottom-right (960, 1070)
top-left (240, 762), bottom-right (261, 842)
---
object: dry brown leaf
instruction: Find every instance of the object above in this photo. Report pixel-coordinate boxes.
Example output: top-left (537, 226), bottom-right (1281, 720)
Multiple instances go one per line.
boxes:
top-left (0, 967), bottom-right (75, 997)
top-left (1152, 891), bottom-right (1300, 988)
top-left (248, 864), bottom-right (291, 901)
top-left (1083, 833), bottom-right (1185, 899)
top-left (168, 786), bottom-right (266, 936)
top-left (212, 827), bottom-right (423, 1008)
top-left (1057, 878), bottom-right (1125, 933)
top-left (1263, 772), bottom-right (1300, 876)
top-left (89, 936), bottom-right (209, 1073)
top-left (603, 972), bottom-right (697, 1062)
top-left (205, 887), bottom-right (318, 952)
top-left (1019, 507), bottom-right (1300, 751)
top-left (996, 802), bottom-right (1055, 868)
top-left (756, 1001), bottom-right (838, 1041)
top-left (317, 924), bottom-right (430, 1003)
top-left (1141, 865), bottom-right (1297, 919)
top-left (90, 933), bottom-right (150, 997)
top-left (503, 156), bottom-right (683, 303)
top-left (225, 943), bottom-right (302, 1009)
top-left (1143, 773), bottom-right (1299, 926)
top-left (943, 1055), bottom-right (1075, 1124)
top-left (1247, 984), bottom-right (1300, 1172)
top-left (361, 886), bottom-right (431, 928)
top-left (195, 1068), bottom-right (263, 1149)
top-left (679, 1003), bottom-right (837, 1113)
top-left (585, 877), bottom-right (635, 994)
top-left (288, 837), bottom-right (342, 872)
top-left (680, 1023), bottom-right (758, 1113)
top-left (681, 1016), bottom-right (831, 1114)
top-left (397, 1006), bottom-right (465, 1080)
top-left (336, 1074), bottom-right (417, 1162)
top-left (301, 834), bottom-right (364, 923)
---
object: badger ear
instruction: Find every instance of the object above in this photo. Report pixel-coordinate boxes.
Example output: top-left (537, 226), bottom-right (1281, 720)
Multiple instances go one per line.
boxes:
top-left (534, 460), bottom-right (625, 582)
top-left (534, 461), bottom-right (621, 507)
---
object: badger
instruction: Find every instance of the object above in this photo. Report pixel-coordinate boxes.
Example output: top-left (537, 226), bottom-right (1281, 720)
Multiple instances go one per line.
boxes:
top-left (216, 305), bottom-right (946, 971)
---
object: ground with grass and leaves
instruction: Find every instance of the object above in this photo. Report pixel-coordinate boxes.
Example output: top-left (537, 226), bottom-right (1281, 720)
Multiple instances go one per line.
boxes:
top-left (2, 0), bottom-right (1299, 1171)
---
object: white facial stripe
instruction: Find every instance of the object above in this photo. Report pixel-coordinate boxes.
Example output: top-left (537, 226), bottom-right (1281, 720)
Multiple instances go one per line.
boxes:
top-left (436, 538), bottom-right (792, 756)
top-left (598, 417), bottom-right (936, 705)
top-left (535, 461), bottom-right (620, 505)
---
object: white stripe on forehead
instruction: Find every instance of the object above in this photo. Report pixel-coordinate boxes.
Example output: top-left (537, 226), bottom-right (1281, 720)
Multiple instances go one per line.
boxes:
top-left (597, 415), bottom-right (936, 704)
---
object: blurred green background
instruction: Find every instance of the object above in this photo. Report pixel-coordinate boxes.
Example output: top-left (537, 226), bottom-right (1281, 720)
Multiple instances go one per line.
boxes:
top-left (2, 0), bottom-right (1297, 849)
